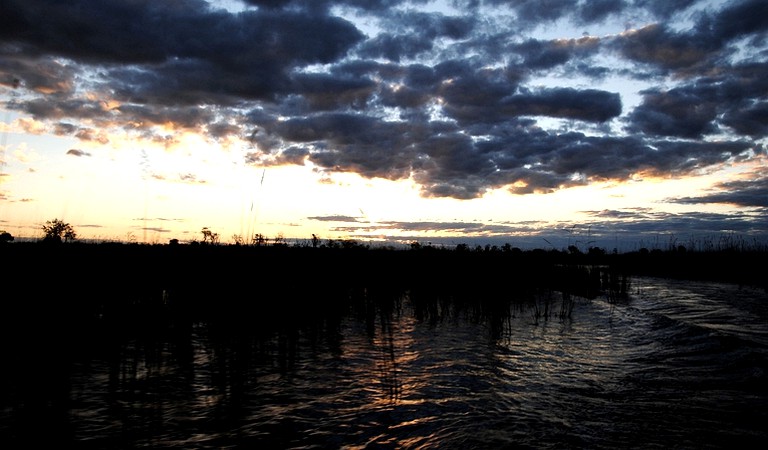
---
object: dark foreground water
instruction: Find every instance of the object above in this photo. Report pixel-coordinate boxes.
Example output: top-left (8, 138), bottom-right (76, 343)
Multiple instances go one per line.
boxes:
top-left (2, 277), bottom-right (767, 449)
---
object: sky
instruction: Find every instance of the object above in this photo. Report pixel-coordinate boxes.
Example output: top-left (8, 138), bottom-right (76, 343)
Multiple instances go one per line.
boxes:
top-left (1, 0), bottom-right (767, 250)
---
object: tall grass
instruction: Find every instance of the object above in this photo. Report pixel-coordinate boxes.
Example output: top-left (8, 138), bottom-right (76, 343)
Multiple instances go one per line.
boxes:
top-left (4, 238), bottom-right (763, 353)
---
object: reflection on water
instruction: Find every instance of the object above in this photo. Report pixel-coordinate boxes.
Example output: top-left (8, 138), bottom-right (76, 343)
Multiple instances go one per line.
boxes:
top-left (2, 279), bottom-right (767, 448)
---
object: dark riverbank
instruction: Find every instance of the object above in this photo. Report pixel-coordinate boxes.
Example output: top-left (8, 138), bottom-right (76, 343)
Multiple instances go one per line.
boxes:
top-left (3, 240), bottom-right (764, 285)
top-left (3, 241), bottom-right (764, 303)
top-left (5, 240), bottom-right (622, 301)
top-left (2, 240), bottom-right (764, 337)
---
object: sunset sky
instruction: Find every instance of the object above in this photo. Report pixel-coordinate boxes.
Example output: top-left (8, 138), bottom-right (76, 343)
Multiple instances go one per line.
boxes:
top-left (1, 0), bottom-right (766, 250)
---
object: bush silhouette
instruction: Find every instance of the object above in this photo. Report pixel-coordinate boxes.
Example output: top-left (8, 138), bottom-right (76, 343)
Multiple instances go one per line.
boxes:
top-left (41, 219), bottom-right (77, 243)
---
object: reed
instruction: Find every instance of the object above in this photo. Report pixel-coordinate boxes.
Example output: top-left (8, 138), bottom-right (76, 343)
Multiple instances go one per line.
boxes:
top-left (0, 238), bottom-right (652, 346)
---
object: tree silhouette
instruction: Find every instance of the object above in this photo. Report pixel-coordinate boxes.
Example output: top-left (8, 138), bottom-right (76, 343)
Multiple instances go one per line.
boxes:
top-left (41, 219), bottom-right (77, 243)
top-left (251, 233), bottom-right (266, 246)
top-left (201, 227), bottom-right (219, 244)
top-left (0, 230), bottom-right (13, 243)
top-left (272, 232), bottom-right (287, 247)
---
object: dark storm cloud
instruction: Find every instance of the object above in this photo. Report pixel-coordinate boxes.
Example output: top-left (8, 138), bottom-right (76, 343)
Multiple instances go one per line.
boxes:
top-left (1, 0), bottom-right (766, 208)
top-left (1, 1), bottom-right (363, 67)
top-left (13, 98), bottom-right (113, 123)
top-left (470, 0), bottom-right (632, 26)
top-left (502, 0), bottom-right (576, 23)
top-left (627, 86), bottom-right (719, 138)
top-left (429, 66), bottom-right (621, 125)
top-left (412, 132), bottom-right (498, 198)
top-left (260, 108), bottom-right (755, 199)
top-left (500, 87), bottom-right (622, 122)
top-left (2, 0), bottom-right (363, 105)
top-left (115, 105), bottom-right (217, 132)
top-left (242, 0), bottom-right (295, 8)
top-left (290, 72), bottom-right (377, 111)
top-left (613, 24), bottom-right (715, 71)
top-left (703, 0), bottom-right (768, 44)
top-left (357, 34), bottom-right (437, 62)
top-left (378, 83), bottom-right (432, 109)
top-left (626, 62), bottom-right (768, 138)
top-left (511, 37), bottom-right (600, 70)
top-left (614, 0), bottom-right (768, 73)
top-left (631, 0), bottom-right (697, 19)
top-left (721, 102), bottom-right (768, 137)
top-left (274, 145), bottom-right (310, 165)
top-left (270, 112), bottom-right (419, 180)
top-left (357, 10), bottom-right (474, 62)
top-left (206, 122), bottom-right (244, 140)
top-left (107, 14), bottom-right (362, 104)
top-left (0, 55), bottom-right (75, 95)
top-left (242, 0), bottom-right (408, 11)
top-left (578, 0), bottom-right (625, 23)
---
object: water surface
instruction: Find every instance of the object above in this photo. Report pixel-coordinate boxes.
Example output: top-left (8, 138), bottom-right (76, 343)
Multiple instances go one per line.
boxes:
top-left (2, 277), bottom-right (767, 448)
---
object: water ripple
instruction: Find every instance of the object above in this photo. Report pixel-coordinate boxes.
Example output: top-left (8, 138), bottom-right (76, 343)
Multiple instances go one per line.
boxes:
top-left (2, 278), bottom-right (767, 448)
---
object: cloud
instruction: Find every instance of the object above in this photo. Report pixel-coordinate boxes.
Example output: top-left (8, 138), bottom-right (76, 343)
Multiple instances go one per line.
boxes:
top-left (136, 227), bottom-right (172, 234)
top-left (578, 0), bottom-right (625, 23)
top-left (721, 102), bottom-right (768, 137)
top-left (326, 208), bottom-right (766, 250)
top-left (613, 0), bottom-right (768, 74)
top-left (0, 56), bottom-right (75, 95)
top-left (66, 149), bottom-right (91, 157)
top-left (0, 0), bottom-right (766, 208)
top-left (2, 0), bottom-right (363, 108)
top-left (510, 36), bottom-right (601, 71)
top-left (614, 24), bottom-right (714, 71)
top-left (500, 87), bottom-right (622, 123)
top-left (671, 169), bottom-right (768, 208)
top-left (77, 224), bottom-right (104, 228)
top-left (633, 0), bottom-right (698, 19)
top-left (242, 0), bottom-right (407, 11)
top-left (626, 62), bottom-right (768, 138)
top-left (357, 10), bottom-right (474, 62)
top-left (290, 72), bottom-right (377, 111)
top-left (379, 220), bottom-right (486, 232)
top-left (178, 173), bottom-right (206, 184)
top-left (582, 210), bottom-right (765, 236)
top-left (308, 215), bottom-right (364, 222)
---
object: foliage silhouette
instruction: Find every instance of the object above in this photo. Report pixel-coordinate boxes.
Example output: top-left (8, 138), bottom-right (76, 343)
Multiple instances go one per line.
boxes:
top-left (1, 238), bottom-right (764, 344)
top-left (0, 230), bottom-right (13, 243)
top-left (41, 219), bottom-right (76, 243)
top-left (201, 227), bottom-right (219, 244)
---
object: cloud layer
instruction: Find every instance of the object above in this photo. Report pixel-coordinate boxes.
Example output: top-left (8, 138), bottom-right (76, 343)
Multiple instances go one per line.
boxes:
top-left (1, 0), bottom-right (767, 221)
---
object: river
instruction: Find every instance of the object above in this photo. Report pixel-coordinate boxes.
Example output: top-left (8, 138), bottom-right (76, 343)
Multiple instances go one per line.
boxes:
top-left (2, 276), bottom-right (767, 448)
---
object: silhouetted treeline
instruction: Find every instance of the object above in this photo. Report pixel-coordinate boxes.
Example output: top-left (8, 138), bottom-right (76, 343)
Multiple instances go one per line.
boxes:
top-left (613, 246), bottom-right (766, 289)
top-left (2, 240), bottom-right (624, 293)
top-left (4, 240), bottom-right (763, 299)
top-left (0, 241), bottom-right (624, 331)
top-left (1, 241), bottom-right (764, 339)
